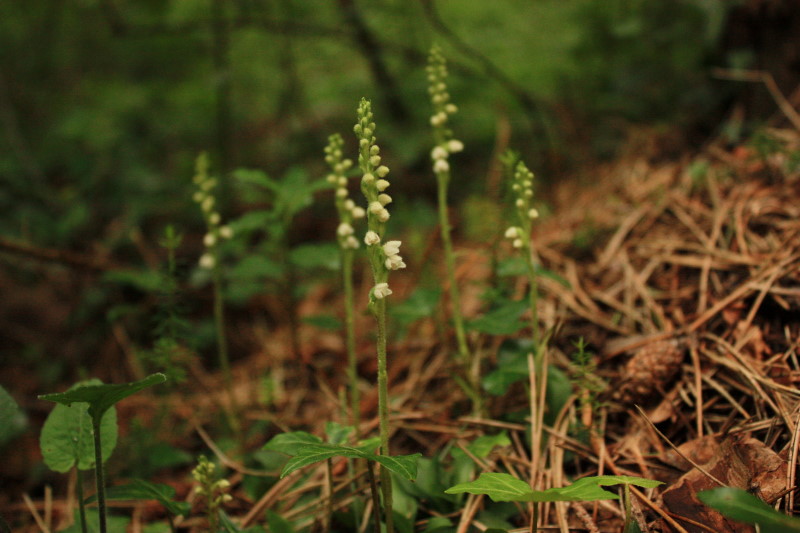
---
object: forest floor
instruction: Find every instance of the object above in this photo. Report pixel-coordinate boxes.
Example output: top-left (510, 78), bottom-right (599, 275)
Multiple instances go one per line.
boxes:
top-left (5, 127), bottom-right (800, 532)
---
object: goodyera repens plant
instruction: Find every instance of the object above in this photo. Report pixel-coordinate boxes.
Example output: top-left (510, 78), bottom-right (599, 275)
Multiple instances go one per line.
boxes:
top-left (191, 455), bottom-right (232, 532)
top-left (324, 133), bottom-right (365, 431)
top-left (355, 97), bottom-right (403, 533)
top-left (426, 45), bottom-right (480, 414)
top-left (192, 153), bottom-right (239, 436)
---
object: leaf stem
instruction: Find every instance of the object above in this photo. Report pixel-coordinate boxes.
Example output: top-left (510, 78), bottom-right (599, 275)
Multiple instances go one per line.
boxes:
top-left (91, 418), bottom-right (107, 533)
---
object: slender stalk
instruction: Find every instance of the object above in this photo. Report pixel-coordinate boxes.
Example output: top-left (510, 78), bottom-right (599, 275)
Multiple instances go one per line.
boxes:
top-left (374, 298), bottom-right (394, 533)
top-left (91, 419), bottom-right (107, 533)
top-left (366, 462), bottom-right (382, 533)
top-left (212, 259), bottom-right (240, 438)
top-left (343, 249), bottom-right (360, 431)
top-left (76, 468), bottom-right (87, 533)
top-left (324, 458), bottom-right (334, 533)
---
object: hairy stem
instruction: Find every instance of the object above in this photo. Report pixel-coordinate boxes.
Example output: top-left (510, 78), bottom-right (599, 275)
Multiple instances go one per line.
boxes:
top-left (343, 249), bottom-right (360, 431)
top-left (374, 298), bottom-right (394, 533)
top-left (212, 260), bottom-right (240, 439)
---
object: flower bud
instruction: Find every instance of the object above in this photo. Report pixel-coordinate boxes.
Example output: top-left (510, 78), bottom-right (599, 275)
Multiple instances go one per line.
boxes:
top-left (365, 231), bottom-right (380, 245)
top-left (434, 159), bottom-right (450, 173)
top-left (373, 282), bottom-right (392, 299)
top-left (376, 166), bottom-right (390, 178)
top-left (447, 139), bottom-right (464, 153)
top-left (378, 193), bottom-right (392, 206)
top-left (351, 206), bottom-right (366, 219)
top-left (376, 179), bottom-right (390, 192)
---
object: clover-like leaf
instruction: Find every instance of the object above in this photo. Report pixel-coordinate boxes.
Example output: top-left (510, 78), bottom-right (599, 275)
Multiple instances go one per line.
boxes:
top-left (39, 373), bottom-right (167, 425)
top-left (445, 473), bottom-right (662, 503)
top-left (698, 488), bottom-right (800, 533)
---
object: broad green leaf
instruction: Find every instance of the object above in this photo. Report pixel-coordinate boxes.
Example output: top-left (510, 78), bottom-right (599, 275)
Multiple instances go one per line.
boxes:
top-left (467, 300), bottom-right (528, 335)
top-left (59, 509), bottom-right (129, 533)
top-left (289, 243), bottom-right (340, 271)
top-left (87, 479), bottom-right (190, 517)
top-left (278, 442), bottom-right (420, 480)
top-left (390, 287), bottom-right (442, 328)
top-left (697, 488), bottom-right (800, 533)
top-left (302, 314), bottom-right (342, 331)
top-left (324, 421), bottom-right (353, 446)
top-left (422, 516), bottom-right (453, 533)
top-left (445, 473), bottom-right (662, 503)
top-left (39, 373), bottom-right (166, 423)
top-left (452, 432), bottom-right (511, 462)
top-left (266, 510), bottom-right (295, 533)
top-left (263, 431), bottom-right (322, 455)
top-left (40, 379), bottom-right (118, 472)
top-left (0, 385), bottom-right (26, 447)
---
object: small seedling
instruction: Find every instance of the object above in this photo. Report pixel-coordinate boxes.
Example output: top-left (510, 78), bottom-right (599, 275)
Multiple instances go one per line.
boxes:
top-left (39, 373), bottom-right (166, 533)
top-left (446, 473), bottom-right (662, 533)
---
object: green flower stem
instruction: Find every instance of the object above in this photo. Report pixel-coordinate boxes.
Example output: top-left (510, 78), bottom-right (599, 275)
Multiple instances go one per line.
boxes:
top-left (374, 297), bottom-right (394, 533)
top-left (91, 418), bottom-right (107, 533)
top-left (212, 258), bottom-right (240, 439)
top-left (366, 462), bottom-right (382, 533)
top-left (343, 249), bottom-right (360, 432)
top-left (76, 468), bottom-right (88, 533)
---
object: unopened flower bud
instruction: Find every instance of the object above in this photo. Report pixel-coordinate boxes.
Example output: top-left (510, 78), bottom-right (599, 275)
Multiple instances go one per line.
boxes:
top-left (369, 201), bottom-right (383, 214)
top-left (431, 146), bottom-right (448, 160)
top-left (199, 253), bottom-right (215, 269)
top-left (351, 206), bottom-right (366, 219)
top-left (434, 159), bottom-right (450, 173)
top-left (365, 231), bottom-right (380, 245)
top-left (219, 225), bottom-right (233, 239)
top-left (378, 193), bottom-right (392, 206)
top-left (447, 139), bottom-right (464, 153)
top-left (376, 179), bottom-right (390, 192)
top-left (204, 233), bottom-right (217, 247)
top-left (376, 166), bottom-right (390, 178)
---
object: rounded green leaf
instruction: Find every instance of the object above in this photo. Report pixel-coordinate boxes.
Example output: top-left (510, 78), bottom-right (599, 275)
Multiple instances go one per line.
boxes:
top-left (40, 380), bottom-right (118, 473)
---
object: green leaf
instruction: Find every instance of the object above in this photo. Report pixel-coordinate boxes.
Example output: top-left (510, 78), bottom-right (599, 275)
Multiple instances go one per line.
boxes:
top-left (59, 509), bottom-right (129, 533)
top-left (467, 300), bottom-right (528, 335)
top-left (266, 510), bottom-right (295, 533)
top-left (390, 287), bottom-right (442, 328)
top-left (302, 314), bottom-right (342, 331)
top-left (452, 432), bottom-right (511, 462)
top-left (39, 373), bottom-right (166, 424)
top-left (0, 385), bottom-right (26, 447)
top-left (289, 243), bottom-right (340, 271)
top-left (445, 473), bottom-right (662, 503)
top-left (277, 442), bottom-right (420, 480)
top-left (263, 431), bottom-right (322, 455)
top-left (697, 488), bottom-right (800, 533)
top-left (86, 479), bottom-right (190, 517)
top-left (324, 421), bottom-right (354, 446)
top-left (40, 379), bottom-right (118, 472)
top-left (422, 516), bottom-right (454, 533)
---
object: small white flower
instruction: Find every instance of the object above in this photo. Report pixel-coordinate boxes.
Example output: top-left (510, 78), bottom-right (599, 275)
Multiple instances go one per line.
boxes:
top-left (433, 159), bottom-right (450, 173)
top-left (209, 212), bottom-right (221, 225)
top-left (326, 174), bottom-right (338, 184)
top-left (385, 255), bottom-right (406, 270)
top-left (343, 236), bottom-right (359, 249)
top-left (504, 226), bottom-right (519, 239)
top-left (377, 208), bottom-right (390, 222)
top-left (445, 103), bottom-right (458, 114)
top-left (431, 146), bottom-right (448, 161)
top-left (338, 177), bottom-right (348, 187)
top-left (202, 196), bottom-right (215, 213)
top-left (365, 231), bottom-right (381, 245)
top-left (513, 238), bottom-right (523, 249)
top-left (528, 208), bottom-right (539, 219)
top-left (193, 192), bottom-right (205, 203)
top-left (376, 179), bottom-right (390, 192)
top-left (203, 233), bottom-right (217, 247)
top-left (378, 193), bottom-right (392, 206)
top-left (376, 166), bottom-right (390, 178)
top-left (219, 225), bottom-right (233, 239)
top-left (515, 198), bottom-right (524, 208)
top-left (199, 253), bottom-right (216, 269)
top-left (336, 188), bottom-right (348, 198)
top-left (351, 206), bottom-right (366, 219)
top-left (524, 189), bottom-right (534, 198)
top-left (344, 199), bottom-right (355, 210)
top-left (337, 222), bottom-right (354, 237)
top-left (369, 155), bottom-right (381, 167)
top-left (383, 240), bottom-right (401, 257)
top-left (447, 139), bottom-right (464, 153)
top-left (369, 201), bottom-right (384, 214)
top-left (373, 282), bottom-right (392, 299)
top-left (342, 158), bottom-right (353, 170)
top-left (363, 172), bottom-right (375, 184)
